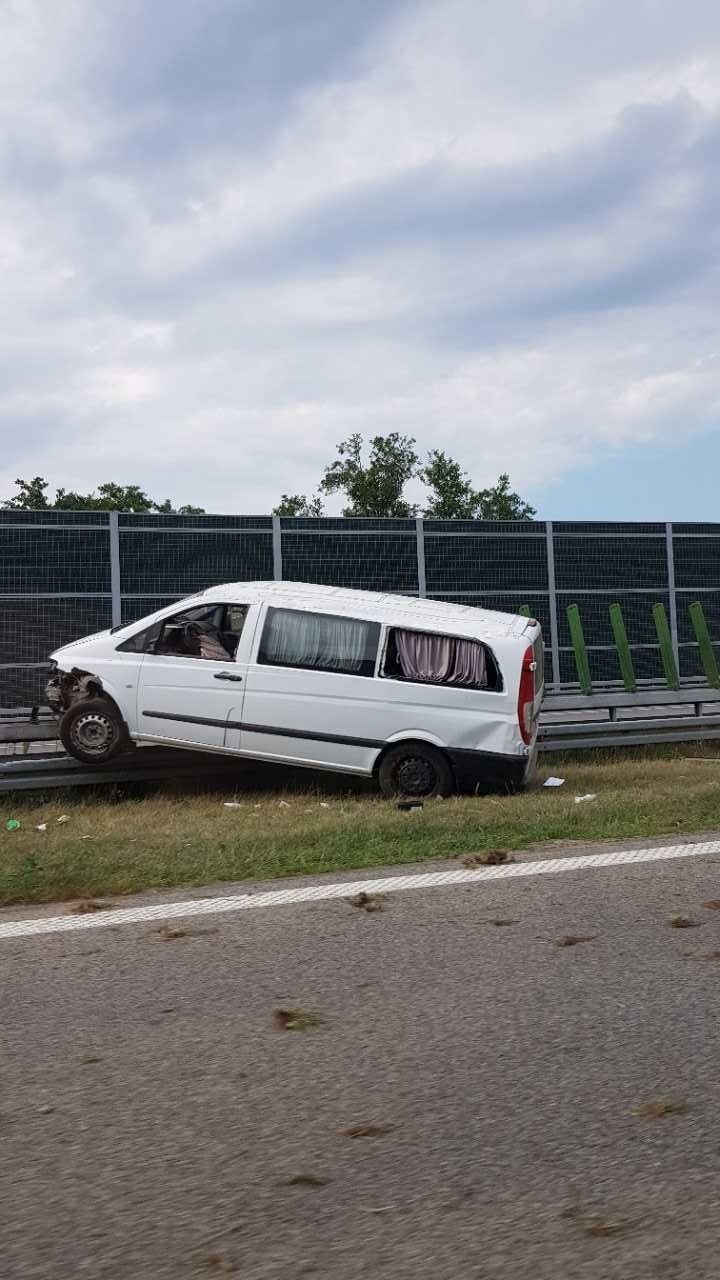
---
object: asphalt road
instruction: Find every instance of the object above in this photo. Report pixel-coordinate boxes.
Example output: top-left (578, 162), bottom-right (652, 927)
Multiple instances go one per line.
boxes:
top-left (2, 847), bottom-right (720, 1280)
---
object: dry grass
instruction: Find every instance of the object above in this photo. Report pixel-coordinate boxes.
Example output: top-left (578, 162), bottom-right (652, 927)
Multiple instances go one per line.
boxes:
top-left (2, 744), bottom-right (720, 905)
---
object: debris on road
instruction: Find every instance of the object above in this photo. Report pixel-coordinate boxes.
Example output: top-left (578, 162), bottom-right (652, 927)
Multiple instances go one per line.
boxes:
top-left (461, 850), bottom-right (515, 867)
top-left (340, 1122), bottom-right (396, 1138)
top-left (69, 899), bottom-right (114, 914)
top-left (285, 1173), bottom-right (329, 1188)
top-left (701, 900), bottom-right (720, 910)
top-left (543, 776), bottom-right (565, 788)
top-left (667, 914), bottom-right (701, 929)
top-left (555, 934), bottom-right (596, 947)
top-left (273, 1007), bottom-right (325, 1032)
top-left (156, 924), bottom-right (218, 941)
top-left (561, 1204), bottom-right (639, 1238)
top-left (634, 1097), bottom-right (687, 1119)
top-left (349, 891), bottom-right (384, 912)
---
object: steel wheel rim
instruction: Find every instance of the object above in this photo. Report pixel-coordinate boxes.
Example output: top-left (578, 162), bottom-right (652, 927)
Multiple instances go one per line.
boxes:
top-left (395, 756), bottom-right (436, 796)
top-left (71, 711), bottom-right (116, 756)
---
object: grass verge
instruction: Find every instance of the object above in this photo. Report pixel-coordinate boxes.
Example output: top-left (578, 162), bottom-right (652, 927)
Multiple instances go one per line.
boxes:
top-left (2, 745), bottom-right (720, 906)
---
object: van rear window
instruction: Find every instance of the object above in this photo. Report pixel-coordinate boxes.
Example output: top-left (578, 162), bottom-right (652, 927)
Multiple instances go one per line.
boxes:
top-left (258, 608), bottom-right (380, 678)
top-left (381, 628), bottom-right (501, 691)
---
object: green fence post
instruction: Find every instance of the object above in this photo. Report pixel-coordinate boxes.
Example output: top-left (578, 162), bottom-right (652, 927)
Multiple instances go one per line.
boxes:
top-left (652, 603), bottom-right (680, 689)
top-left (566, 604), bottom-right (592, 694)
top-left (689, 602), bottom-right (720, 688)
top-left (609, 603), bottom-right (636, 692)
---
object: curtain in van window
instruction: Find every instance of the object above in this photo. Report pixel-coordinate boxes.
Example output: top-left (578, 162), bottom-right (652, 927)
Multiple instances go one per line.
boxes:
top-left (395, 630), bottom-right (487, 687)
top-left (262, 610), bottom-right (371, 674)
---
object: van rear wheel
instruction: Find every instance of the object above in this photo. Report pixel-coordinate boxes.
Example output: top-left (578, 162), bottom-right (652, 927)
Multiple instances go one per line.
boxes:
top-left (378, 743), bottom-right (455, 799)
top-left (60, 697), bottom-right (129, 765)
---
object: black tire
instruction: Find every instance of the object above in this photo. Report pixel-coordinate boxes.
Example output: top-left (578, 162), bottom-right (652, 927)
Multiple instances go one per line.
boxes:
top-left (60, 697), bottom-right (130, 765)
top-left (378, 742), bottom-right (455, 799)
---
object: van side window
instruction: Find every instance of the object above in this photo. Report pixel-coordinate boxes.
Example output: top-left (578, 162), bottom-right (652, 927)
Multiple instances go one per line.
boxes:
top-left (381, 628), bottom-right (501, 691)
top-left (117, 603), bottom-right (247, 659)
top-left (258, 608), bottom-right (380, 678)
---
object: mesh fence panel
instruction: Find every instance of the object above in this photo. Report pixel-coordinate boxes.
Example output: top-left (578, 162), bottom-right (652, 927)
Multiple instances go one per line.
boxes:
top-left (2, 513), bottom-right (720, 708)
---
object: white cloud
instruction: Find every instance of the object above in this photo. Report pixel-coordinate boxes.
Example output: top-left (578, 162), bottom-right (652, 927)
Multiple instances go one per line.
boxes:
top-left (1, 0), bottom-right (720, 512)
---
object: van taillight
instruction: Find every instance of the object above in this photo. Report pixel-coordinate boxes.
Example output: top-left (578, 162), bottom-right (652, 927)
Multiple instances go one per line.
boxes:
top-left (517, 645), bottom-right (536, 745)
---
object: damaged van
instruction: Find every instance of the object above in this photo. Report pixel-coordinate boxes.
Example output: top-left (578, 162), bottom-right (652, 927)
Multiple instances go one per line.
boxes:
top-left (46, 582), bottom-right (544, 797)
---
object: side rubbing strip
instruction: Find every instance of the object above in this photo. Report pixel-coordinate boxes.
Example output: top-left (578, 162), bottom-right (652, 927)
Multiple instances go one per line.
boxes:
top-left (142, 711), bottom-right (384, 750)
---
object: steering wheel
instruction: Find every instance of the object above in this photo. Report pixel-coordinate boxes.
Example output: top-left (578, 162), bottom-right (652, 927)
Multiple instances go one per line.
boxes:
top-left (183, 621), bottom-right (202, 649)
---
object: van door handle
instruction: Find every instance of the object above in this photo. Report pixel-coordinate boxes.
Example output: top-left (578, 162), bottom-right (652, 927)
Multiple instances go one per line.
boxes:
top-left (214, 672), bottom-right (243, 682)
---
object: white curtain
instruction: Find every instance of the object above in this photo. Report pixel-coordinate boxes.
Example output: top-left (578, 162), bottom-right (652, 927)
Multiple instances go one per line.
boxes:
top-left (263, 610), bottom-right (371, 673)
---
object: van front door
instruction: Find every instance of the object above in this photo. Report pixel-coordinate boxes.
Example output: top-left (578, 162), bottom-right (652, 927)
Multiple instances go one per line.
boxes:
top-left (135, 602), bottom-right (252, 750)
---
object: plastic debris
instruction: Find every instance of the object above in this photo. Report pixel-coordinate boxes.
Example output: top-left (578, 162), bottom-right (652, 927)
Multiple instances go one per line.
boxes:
top-left (279, 800), bottom-right (291, 808)
top-left (397, 800), bottom-right (423, 812)
top-left (6, 819), bottom-right (21, 831)
top-left (320, 802), bottom-right (330, 809)
top-left (223, 802), bottom-right (242, 809)
top-left (56, 814), bottom-right (70, 824)
top-left (574, 794), bottom-right (597, 805)
top-left (36, 823), bottom-right (47, 832)
top-left (543, 777), bottom-right (565, 788)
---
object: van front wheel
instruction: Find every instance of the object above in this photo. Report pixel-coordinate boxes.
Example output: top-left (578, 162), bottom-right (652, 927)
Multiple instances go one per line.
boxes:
top-left (60, 697), bottom-right (130, 765)
top-left (378, 743), bottom-right (455, 799)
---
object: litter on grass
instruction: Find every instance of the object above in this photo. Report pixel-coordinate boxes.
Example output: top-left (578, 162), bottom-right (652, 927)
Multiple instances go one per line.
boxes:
top-left (56, 815), bottom-right (70, 825)
top-left (5, 819), bottom-right (20, 831)
top-left (223, 802), bottom-right (242, 809)
top-left (574, 794), bottom-right (597, 805)
top-left (35, 823), bottom-right (47, 832)
top-left (543, 777), bottom-right (565, 788)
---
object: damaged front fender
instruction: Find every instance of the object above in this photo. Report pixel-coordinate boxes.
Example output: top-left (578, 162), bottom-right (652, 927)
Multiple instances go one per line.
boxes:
top-left (45, 667), bottom-right (104, 716)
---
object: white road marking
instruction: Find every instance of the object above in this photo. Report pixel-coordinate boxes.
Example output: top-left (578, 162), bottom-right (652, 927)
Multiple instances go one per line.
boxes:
top-left (0, 839), bottom-right (718, 941)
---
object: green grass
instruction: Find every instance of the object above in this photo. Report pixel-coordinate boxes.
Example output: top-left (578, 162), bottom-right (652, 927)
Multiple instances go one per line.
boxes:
top-left (2, 745), bottom-right (720, 906)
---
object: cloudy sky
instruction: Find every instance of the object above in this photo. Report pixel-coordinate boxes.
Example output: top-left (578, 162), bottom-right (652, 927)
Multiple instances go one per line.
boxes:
top-left (2, 0), bottom-right (720, 518)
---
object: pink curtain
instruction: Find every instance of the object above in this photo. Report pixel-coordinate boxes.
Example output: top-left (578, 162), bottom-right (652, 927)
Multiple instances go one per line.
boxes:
top-left (395, 630), bottom-right (487, 687)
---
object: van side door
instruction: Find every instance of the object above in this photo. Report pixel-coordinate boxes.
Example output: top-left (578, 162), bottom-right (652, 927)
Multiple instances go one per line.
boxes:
top-left (229, 605), bottom-right (382, 774)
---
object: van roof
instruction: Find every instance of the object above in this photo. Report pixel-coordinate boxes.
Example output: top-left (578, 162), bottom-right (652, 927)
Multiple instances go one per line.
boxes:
top-left (201, 581), bottom-right (532, 641)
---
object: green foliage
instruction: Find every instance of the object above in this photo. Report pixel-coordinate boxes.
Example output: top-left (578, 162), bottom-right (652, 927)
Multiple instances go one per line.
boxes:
top-left (273, 493), bottom-right (325, 517)
top-left (2, 478), bottom-right (205, 514)
top-left (279, 435), bottom-right (537, 520)
top-left (319, 432), bottom-right (421, 518)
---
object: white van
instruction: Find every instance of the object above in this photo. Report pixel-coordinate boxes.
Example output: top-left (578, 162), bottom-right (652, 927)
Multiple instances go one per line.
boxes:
top-left (46, 582), bottom-right (544, 797)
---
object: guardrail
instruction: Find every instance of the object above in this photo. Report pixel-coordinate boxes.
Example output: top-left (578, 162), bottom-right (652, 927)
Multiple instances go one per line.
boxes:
top-left (538, 687), bottom-right (720, 751)
top-left (4, 686), bottom-right (720, 794)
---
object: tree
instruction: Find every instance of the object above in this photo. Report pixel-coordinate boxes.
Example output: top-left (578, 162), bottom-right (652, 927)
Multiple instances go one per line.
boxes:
top-left (2, 477), bottom-right (51, 509)
top-left (475, 473), bottom-right (536, 521)
top-left (1, 477), bottom-right (205, 514)
top-left (319, 432), bottom-right (420, 517)
top-left (421, 455), bottom-right (535, 520)
top-left (421, 450), bottom-right (480, 519)
top-left (273, 493), bottom-right (325, 517)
